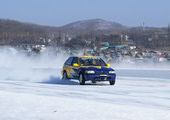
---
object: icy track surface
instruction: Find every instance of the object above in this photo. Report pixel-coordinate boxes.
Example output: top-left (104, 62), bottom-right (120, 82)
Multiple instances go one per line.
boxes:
top-left (0, 68), bottom-right (170, 120)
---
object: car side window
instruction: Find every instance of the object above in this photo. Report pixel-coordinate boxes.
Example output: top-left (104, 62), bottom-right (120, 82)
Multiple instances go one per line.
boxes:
top-left (65, 57), bottom-right (73, 65)
top-left (71, 57), bottom-right (78, 65)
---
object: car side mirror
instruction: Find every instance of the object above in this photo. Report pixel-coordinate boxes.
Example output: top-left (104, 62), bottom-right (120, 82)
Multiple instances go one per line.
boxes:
top-left (107, 64), bottom-right (110, 67)
top-left (73, 63), bottom-right (79, 67)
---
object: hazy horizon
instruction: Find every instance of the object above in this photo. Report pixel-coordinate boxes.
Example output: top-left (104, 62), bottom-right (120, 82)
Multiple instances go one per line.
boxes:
top-left (0, 0), bottom-right (170, 27)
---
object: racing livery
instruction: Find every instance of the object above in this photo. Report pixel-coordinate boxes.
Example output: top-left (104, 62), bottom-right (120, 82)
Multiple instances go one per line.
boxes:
top-left (62, 56), bottom-right (116, 85)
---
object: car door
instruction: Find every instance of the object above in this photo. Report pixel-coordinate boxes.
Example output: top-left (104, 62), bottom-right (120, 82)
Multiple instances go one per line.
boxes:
top-left (71, 57), bottom-right (79, 79)
top-left (64, 57), bottom-right (73, 78)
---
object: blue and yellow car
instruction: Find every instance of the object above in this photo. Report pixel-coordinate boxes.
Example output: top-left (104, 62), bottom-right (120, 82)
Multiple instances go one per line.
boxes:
top-left (62, 55), bottom-right (116, 85)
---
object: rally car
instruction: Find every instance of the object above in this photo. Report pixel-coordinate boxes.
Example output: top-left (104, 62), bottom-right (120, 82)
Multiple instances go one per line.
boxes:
top-left (61, 56), bottom-right (116, 85)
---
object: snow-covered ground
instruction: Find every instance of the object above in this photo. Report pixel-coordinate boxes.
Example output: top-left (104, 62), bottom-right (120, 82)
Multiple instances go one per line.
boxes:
top-left (0, 47), bottom-right (170, 120)
top-left (0, 67), bottom-right (170, 120)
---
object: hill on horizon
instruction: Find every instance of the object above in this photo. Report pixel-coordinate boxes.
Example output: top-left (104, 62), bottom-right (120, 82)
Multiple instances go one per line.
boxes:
top-left (61, 19), bottom-right (127, 31)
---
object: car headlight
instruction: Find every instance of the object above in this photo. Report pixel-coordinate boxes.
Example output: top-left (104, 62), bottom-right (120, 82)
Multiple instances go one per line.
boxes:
top-left (109, 71), bottom-right (115, 74)
top-left (86, 70), bottom-right (95, 74)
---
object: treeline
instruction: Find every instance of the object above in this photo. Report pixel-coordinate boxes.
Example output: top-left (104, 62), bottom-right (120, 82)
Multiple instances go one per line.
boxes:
top-left (126, 28), bottom-right (170, 50)
top-left (0, 19), bottom-right (59, 45)
top-left (0, 19), bottom-right (170, 50)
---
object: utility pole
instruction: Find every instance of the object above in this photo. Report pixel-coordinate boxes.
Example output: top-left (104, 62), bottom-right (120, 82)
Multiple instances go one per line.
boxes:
top-left (142, 22), bottom-right (145, 31)
top-left (168, 24), bottom-right (170, 46)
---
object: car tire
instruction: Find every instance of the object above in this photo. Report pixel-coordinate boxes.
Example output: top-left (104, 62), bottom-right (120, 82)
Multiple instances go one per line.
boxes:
top-left (62, 71), bottom-right (68, 80)
top-left (92, 81), bottom-right (96, 84)
top-left (109, 80), bottom-right (115, 85)
top-left (79, 73), bottom-right (85, 85)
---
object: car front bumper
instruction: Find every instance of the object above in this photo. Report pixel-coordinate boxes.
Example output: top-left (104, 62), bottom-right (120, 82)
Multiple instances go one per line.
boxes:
top-left (84, 74), bottom-right (116, 81)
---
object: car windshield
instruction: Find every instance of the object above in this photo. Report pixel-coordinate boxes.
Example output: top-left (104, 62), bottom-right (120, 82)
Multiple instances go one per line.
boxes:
top-left (79, 57), bottom-right (107, 66)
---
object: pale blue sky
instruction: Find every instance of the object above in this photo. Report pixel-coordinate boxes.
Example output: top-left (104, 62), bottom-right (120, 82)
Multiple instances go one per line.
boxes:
top-left (0, 0), bottom-right (169, 27)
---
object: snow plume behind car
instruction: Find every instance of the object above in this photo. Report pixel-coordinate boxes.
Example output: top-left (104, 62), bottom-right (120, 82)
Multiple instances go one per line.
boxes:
top-left (0, 46), bottom-right (68, 82)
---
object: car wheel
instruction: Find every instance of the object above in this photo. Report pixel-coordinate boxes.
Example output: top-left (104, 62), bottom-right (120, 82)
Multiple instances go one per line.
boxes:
top-left (92, 81), bottom-right (96, 84)
top-left (79, 73), bottom-right (85, 85)
top-left (109, 80), bottom-right (115, 85)
top-left (62, 72), bottom-right (68, 80)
